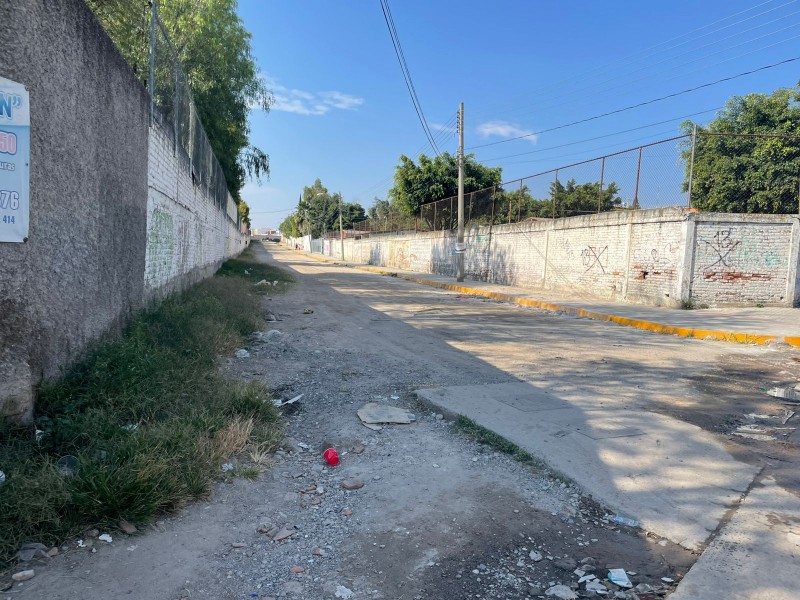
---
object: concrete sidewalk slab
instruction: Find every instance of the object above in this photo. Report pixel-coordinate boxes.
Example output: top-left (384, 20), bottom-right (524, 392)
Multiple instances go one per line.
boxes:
top-left (417, 382), bottom-right (759, 552)
top-left (669, 475), bottom-right (800, 600)
top-left (301, 251), bottom-right (800, 347)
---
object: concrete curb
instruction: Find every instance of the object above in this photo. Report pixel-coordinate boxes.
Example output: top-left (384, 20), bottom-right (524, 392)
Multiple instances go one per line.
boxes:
top-left (299, 251), bottom-right (800, 348)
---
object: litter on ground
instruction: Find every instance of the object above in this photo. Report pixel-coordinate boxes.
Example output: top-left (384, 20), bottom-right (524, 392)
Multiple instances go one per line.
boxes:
top-left (357, 402), bottom-right (416, 425)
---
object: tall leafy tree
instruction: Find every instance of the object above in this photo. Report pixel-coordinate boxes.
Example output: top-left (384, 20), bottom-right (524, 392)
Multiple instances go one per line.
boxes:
top-left (389, 152), bottom-right (503, 216)
top-left (681, 84), bottom-right (800, 214)
top-left (278, 213), bottom-right (301, 238)
top-left (294, 179), bottom-right (364, 238)
top-left (86, 0), bottom-right (272, 226)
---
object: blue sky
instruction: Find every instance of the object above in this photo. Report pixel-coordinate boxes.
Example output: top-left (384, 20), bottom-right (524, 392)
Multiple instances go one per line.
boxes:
top-left (240, 0), bottom-right (800, 229)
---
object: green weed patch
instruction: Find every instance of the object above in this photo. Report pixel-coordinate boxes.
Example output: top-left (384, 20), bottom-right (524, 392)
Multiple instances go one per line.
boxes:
top-left (0, 249), bottom-right (286, 562)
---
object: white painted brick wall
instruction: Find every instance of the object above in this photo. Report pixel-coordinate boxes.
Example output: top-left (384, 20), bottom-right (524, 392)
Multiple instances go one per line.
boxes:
top-left (144, 125), bottom-right (246, 295)
top-left (690, 219), bottom-right (793, 305)
top-left (337, 208), bottom-right (798, 307)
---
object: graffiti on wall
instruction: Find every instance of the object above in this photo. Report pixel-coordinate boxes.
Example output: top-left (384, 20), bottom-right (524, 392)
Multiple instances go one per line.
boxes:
top-left (581, 245), bottom-right (609, 273)
top-left (701, 229), bottom-right (740, 271)
top-left (145, 207), bottom-right (175, 285)
top-left (632, 243), bottom-right (678, 281)
top-left (698, 227), bottom-right (786, 282)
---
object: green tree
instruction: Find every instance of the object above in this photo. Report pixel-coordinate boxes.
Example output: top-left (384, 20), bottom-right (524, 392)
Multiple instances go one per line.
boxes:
top-left (278, 213), bottom-right (301, 238)
top-left (294, 179), bottom-right (364, 237)
top-left (389, 152), bottom-right (503, 216)
top-left (86, 0), bottom-right (272, 222)
top-left (681, 85), bottom-right (800, 214)
top-left (546, 179), bottom-right (622, 218)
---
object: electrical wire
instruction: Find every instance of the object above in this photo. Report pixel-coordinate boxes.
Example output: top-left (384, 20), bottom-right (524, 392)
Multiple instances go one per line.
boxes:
top-left (498, 18), bottom-right (800, 123)
top-left (476, 107), bottom-right (722, 163)
top-left (471, 0), bottom-right (796, 121)
top-left (378, 0), bottom-right (439, 154)
top-left (467, 56), bottom-right (800, 150)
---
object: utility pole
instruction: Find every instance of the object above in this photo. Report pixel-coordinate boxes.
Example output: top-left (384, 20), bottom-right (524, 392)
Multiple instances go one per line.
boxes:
top-left (456, 102), bottom-right (465, 282)
top-left (687, 124), bottom-right (697, 208)
top-left (339, 194), bottom-right (345, 260)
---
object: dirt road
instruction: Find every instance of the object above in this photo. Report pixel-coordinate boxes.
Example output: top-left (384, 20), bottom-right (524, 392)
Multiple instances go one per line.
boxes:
top-left (12, 242), bottom-right (800, 600)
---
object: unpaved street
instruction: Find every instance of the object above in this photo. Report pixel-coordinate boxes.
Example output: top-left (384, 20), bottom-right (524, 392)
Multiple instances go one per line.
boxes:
top-left (13, 242), bottom-right (800, 600)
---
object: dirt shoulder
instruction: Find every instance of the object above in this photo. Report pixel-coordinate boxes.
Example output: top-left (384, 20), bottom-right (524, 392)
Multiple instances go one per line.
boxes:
top-left (8, 243), bottom-right (698, 599)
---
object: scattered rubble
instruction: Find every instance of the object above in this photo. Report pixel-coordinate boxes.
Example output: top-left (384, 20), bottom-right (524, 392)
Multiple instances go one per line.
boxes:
top-left (235, 349), bottom-right (251, 359)
top-left (545, 584), bottom-right (576, 599)
top-left (12, 570), bottom-right (35, 582)
top-left (119, 519), bottom-right (137, 535)
top-left (16, 543), bottom-right (49, 562)
top-left (341, 480), bottom-right (364, 490)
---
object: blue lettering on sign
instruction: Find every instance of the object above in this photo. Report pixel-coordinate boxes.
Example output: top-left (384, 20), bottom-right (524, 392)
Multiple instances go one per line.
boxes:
top-left (0, 92), bottom-right (23, 120)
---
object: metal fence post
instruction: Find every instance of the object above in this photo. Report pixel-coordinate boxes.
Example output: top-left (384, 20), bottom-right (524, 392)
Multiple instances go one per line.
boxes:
top-left (173, 58), bottom-right (179, 153)
top-left (148, 0), bottom-right (157, 125)
top-left (490, 187), bottom-right (496, 225)
top-left (553, 169), bottom-right (559, 219)
top-left (633, 146), bottom-right (642, 210)
top-left (598, 157), bottom-right (605, 213)
top-left (687, 125), bottom-right (698, 208)
top-left (518, 179), bottom-right (523, 223)
top-left (433, 201), bottom-right (437, 231)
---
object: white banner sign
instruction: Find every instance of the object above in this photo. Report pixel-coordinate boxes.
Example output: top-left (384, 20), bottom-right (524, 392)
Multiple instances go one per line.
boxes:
top-left (0, 77), bottom-right (30, 243)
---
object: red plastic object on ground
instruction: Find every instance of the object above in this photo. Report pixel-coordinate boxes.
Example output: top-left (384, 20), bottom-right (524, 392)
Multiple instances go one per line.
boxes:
top-left (323, 448), bottom-right (339, 466)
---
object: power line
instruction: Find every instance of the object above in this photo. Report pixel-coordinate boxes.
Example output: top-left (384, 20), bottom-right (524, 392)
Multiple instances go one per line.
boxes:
top-left (496, 15), bottom-right (800, 123)
top-left (467, 56), bottom-right (800, 150)
top-left (378, 0), bottom-right (440, 154)
top-left (472, 0), bottom-right (796, 121)
top-left (351, 110), bottom-right (459, 202)
top-left (477, 107), bottom-right (722, 163)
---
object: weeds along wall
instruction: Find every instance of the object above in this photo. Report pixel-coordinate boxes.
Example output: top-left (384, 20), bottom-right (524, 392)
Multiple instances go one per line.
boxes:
top-left (325, 208), bottom-right (800, 308)
top-left (0, 0), bottom-right (247, 422)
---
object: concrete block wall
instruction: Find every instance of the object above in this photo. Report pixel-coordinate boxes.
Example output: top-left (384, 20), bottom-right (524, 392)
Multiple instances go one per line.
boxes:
top-left (329, 207), bottom-right (799, 308)
top-left (0, 0), bottom-right (248, 422)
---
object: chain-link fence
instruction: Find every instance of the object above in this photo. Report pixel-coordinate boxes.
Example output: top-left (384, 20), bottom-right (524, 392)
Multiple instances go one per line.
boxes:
top-left (87, 0), bottom-right (236, 217)
top-left (353, 132), bottom-right (800, 234)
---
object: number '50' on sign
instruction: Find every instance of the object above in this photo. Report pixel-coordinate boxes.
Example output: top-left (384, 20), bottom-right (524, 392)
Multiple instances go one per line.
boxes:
top-left (0, 131), bottom-right (17, 155)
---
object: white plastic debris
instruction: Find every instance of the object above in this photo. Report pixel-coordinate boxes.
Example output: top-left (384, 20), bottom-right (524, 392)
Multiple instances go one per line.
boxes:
top-left (767, 386), bottom-right (800, 402)
top-left (121, 424), bottom-right (138, 432)
top-left (661, 577), bottom-right (675, 583)
top-left (77, 540), bottom-right (86, 548)
top-left (610, 514), bottom-right (638, 527)
top-left (585, 580), bottom-right (608, 594)
top-left (390, 395), bottom-right (400, 400)
top-left (0, 470), bottom-right (5, 486)
top-left (98, 534), bottom-right (113, 543)
top-left (255, 279), bottom-right (269, 286)
top-left (608, 568), bottom-right (633, 588)
top-left (221, 463), bottom-right (234, 473)
top-left (273, 394), bottom-right (303, 408)
top-left (235, 349), bottom-right (250, 359)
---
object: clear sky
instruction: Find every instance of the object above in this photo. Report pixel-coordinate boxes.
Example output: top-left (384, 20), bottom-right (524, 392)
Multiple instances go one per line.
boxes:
top-left (239, 0), bottom-right (800, 230)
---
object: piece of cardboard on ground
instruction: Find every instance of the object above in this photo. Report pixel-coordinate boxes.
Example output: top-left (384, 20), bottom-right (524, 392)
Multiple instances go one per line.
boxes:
top-left (357, 402), bottom-right (416, 425)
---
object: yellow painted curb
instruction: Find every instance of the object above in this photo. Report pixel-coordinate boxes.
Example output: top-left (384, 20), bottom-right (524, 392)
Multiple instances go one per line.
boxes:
top-left (295, 250), bottom-right (800, 348)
